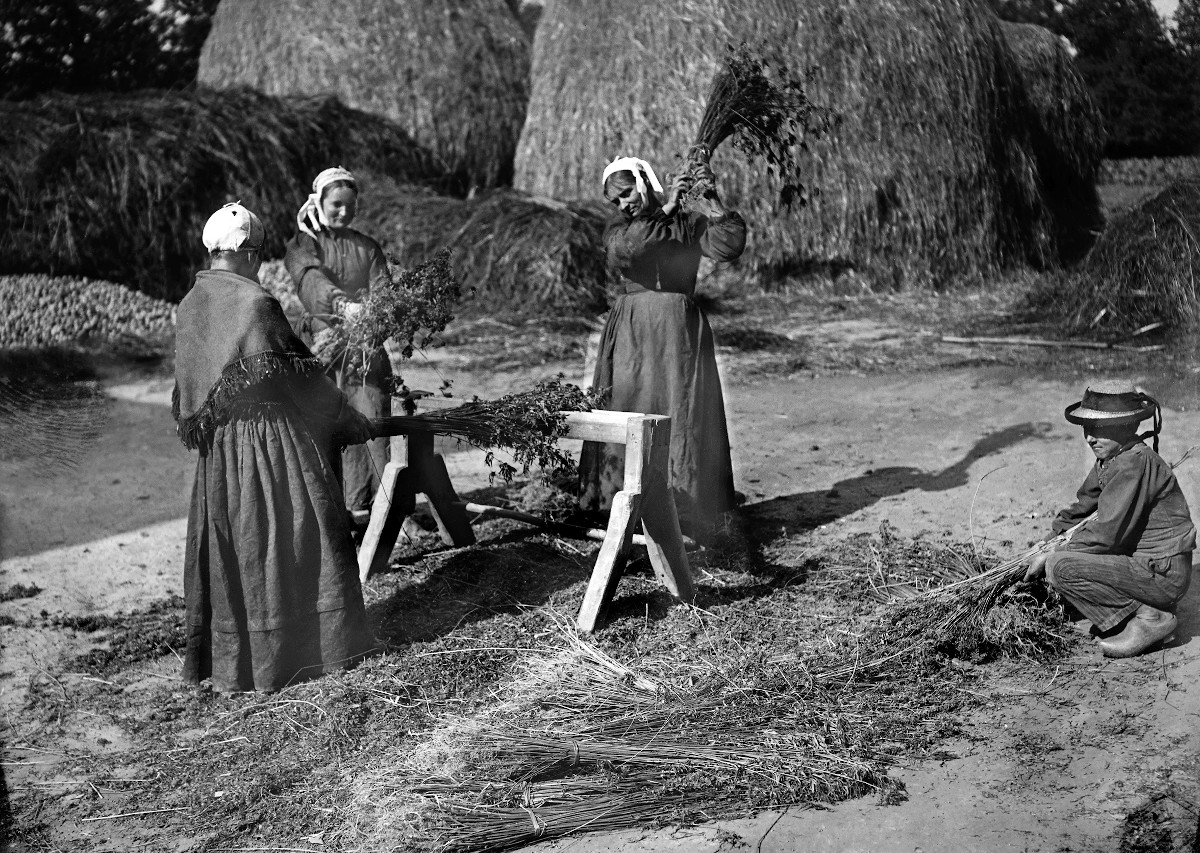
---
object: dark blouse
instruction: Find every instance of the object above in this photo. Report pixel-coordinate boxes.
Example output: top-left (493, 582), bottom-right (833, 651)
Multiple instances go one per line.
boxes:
top-left (604, 208), bottom-right (747, 295)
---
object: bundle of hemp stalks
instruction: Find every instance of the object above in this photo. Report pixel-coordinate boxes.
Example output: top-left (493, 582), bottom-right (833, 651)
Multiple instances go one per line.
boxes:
top-left (873, 443), bottom-right (1200, 657)
top-left (381, 625), bottom-right (902, 853)
top-left (371, 379), bottom-right (599, 482)
top-left (681, 42), bottom-right (833, 210)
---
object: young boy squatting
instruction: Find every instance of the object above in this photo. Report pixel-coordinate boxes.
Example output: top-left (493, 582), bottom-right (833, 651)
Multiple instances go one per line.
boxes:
top-left (1025, 382), bottom-right (1195, 658)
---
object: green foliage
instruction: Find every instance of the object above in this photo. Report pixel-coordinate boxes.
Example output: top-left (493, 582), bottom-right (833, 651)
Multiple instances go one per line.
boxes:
top-left (1177, 0), bottom-right (1200, 57)
top-left (0, 0), bottom-right (219, 97)
top-left (993, 0), bottom-right (1199, 157)
top-left (1061, 0), bottom-right (1198, 157)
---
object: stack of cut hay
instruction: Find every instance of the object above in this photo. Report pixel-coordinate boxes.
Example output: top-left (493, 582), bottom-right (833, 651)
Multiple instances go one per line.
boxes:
top-left (198, 0), bottom-right (529, 192)
top-left (1024, 178), bottom-right (1200, 337)
top-left (356, 177), bottom-right (613, 315)
top-left (0, 274), bottom-right (174, 353)
top-left (514, 0), bottom-right (1102, 286)
top-left (0, 89), bottom-right (441, 301)
top-left (1000, 21), bottom-right (1105, 266)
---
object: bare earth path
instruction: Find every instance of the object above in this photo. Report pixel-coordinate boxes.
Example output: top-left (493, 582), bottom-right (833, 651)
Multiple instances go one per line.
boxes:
top-left (3, 359), bottom-right (1199, 851)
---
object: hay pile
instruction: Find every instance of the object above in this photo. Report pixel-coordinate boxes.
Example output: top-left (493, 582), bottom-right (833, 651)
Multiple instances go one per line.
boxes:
top-left (1000, 21), bottom-right (1106, 266)
top-left (357, 178), bottom-right (612, 315)
top-left (0, 89), bottom-right (441, 301)
top-left (514, 0), bottom-right (1102, 286)
top-left (198, 0), bottom-right (529, 191)
top-left (1023, 178), bottom-right (1200, 336)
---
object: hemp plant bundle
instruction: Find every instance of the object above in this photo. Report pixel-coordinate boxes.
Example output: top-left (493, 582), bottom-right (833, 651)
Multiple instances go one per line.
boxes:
top-left (373, 378), bottom-right (600, 483)
top-left (682, 42), bottom-right (833, 212)
top-left (310, 249), bottom-right (461, 381)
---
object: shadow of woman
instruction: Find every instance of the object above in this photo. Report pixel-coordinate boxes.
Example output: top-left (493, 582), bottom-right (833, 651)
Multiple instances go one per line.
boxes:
top-left (743, 421), bottom-right (1055, 534)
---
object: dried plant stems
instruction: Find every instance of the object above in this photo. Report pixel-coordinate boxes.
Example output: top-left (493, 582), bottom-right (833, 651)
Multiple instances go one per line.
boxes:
top-left (199, 0), bottom-right (529, 191)
top-left (685, 42), bottom-right (833, 209)
top-left (373, 379), bottom-right (601, 483)
top-left (0, 89), bottom-right (440, 300)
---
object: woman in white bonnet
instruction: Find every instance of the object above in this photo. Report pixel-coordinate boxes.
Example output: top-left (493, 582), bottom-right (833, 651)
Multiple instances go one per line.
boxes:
top-left (284, 166), bottom-right (392, 525)
top-left (579, 155), bottom-right (747, 542)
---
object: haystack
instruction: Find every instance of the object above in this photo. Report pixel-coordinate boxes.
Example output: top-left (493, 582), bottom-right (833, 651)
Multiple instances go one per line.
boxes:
top-left (514, 0), bottom-right (1099, 286)
top-left (198, 0), bottom-right (529, 192)
top-left (0, 89), bottom-right (440, 301)
top-left (1000, 21), bottom-right (1106, 266)
top-left (1025, 178), bottom-right (1200, 336)
top-left (356, 176), bottom-right (612, 315)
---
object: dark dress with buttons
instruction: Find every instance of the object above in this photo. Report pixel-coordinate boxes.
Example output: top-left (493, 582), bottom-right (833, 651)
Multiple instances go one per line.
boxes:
top-left (579, 207), bottom-right (747, 541)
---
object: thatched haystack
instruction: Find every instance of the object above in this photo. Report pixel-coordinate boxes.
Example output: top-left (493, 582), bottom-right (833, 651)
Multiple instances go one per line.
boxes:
top-left (198, 0), bottom-right (529, 192)
top-left (0, 89), bottom-right (441, 301)
top-left (355, 177), bottom-right (612, 315)
top-left (1000, 21), bottom-right (1106, 266)
top-left (515, 0), bottom-right (1099, 286)
top-left (1024, 179), bottom-right (1200, 336)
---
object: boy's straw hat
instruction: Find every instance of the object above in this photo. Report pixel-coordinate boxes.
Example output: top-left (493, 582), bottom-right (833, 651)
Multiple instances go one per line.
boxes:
top-left (1064, 381), bottom-right (1157, 426)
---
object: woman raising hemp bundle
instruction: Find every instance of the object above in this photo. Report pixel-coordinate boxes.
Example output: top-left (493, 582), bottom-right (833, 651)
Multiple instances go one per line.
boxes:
top-left (285, 166), bottom-right (392, 523)
top-left (579, 156), bottom-right (746, 543)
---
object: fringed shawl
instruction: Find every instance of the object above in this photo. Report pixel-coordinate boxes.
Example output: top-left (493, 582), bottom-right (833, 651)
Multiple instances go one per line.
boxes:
top-left (173, 269), bottom-right (323, 449)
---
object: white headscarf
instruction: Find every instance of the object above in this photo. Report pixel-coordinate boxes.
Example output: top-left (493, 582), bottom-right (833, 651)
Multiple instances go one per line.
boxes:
top-left (601, 157), bottom-right (664, 208)
top-left (297, 166), bottom-right (358, 236)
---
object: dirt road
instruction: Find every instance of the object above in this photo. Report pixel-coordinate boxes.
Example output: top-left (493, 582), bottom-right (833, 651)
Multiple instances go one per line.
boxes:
top-left (3, 357), bottom-right (1199, 851)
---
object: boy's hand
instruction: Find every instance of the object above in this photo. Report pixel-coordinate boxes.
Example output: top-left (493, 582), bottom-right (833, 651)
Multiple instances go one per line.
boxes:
top-left (1024, 551), bottom-right (1049, 582)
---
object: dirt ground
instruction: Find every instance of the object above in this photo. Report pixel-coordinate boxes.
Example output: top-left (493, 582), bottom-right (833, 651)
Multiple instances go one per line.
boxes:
top-left (3, 318), bottom-right (1200, 851)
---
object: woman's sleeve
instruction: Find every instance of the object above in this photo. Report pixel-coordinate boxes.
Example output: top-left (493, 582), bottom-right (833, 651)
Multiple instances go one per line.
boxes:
top-left (283, 371), bottom-right (369, 444)
top-left (285, 233), bottom-right (347, 316)
top-left (698, 211), bottom-right (747, 262)
top-left (368, 239), bottom-right (392, 293)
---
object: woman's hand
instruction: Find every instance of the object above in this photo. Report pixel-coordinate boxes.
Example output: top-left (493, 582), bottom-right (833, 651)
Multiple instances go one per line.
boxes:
top-left (340, 410), bottom-right (377, 447)
top-left (660, 172), bottom-right (693, 217)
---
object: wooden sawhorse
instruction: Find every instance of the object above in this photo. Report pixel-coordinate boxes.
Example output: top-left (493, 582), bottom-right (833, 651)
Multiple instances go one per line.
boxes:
top-left (357, 403), bottom-right (694, 632)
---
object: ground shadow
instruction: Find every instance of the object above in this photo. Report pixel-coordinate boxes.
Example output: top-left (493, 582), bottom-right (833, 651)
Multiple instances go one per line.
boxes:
top-left (1165, 573), bottom-right (1199, 651)
top-left (743, 421), bottom-right (1054, 534)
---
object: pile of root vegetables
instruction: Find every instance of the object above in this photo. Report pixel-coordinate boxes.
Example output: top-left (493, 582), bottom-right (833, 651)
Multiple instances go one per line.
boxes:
top-left (0, 274), bottom-right (175, 352)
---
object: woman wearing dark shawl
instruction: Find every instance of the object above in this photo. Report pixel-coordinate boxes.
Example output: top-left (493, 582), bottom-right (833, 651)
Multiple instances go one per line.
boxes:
top-left (173, 203), bottom-right (376, 693)
top-left (579, 156), bottom-right (746, 543)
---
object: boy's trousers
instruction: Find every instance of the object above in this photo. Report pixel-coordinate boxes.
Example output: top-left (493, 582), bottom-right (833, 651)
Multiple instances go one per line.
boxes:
top-left (1046, 550), bottom-right (1192, 632)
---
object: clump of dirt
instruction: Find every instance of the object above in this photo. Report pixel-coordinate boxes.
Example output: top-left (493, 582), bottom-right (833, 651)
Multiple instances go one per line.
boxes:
top-left (0, 582), bottom-right (42, 601)
top-left (46, 595), bottom-right (186, 675)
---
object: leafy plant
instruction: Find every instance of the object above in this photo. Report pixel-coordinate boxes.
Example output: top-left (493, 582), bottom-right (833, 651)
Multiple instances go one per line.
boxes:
top-left (311, 248), bottom-right (462, 382)
top-left (684, 42), bottom-right (835, 210)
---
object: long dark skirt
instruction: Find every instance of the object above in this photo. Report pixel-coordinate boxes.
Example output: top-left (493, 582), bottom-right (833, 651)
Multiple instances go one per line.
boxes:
top-left (579, 291), bottom-right (735, 541)
top-left (183, 402), bottom-right (374, 693)
top-left (334, 367), bottom-right (390, 513)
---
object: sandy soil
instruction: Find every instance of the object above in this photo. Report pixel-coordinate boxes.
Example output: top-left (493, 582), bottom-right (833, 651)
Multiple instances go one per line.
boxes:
top-left (3, 344), bottom-right (1200, 851)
